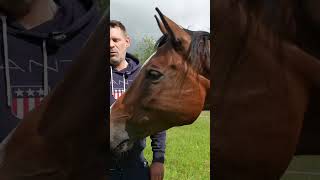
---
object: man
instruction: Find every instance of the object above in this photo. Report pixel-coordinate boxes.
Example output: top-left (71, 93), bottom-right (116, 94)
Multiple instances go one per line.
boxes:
top-left (109, 20), bottom-right (166, 180)
top-left (0, 0), bottom-right (100, 142)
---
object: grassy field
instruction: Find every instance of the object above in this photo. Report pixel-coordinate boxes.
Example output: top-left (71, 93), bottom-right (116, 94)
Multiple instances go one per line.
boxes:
top-left (144, 111), bottom-right (210, 180)
top-left (143, 111), bottom-right (320, 180)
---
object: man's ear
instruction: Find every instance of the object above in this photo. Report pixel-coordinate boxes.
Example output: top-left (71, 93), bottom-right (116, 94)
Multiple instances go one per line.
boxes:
top-left (126, 36), bottom-right (131, 48)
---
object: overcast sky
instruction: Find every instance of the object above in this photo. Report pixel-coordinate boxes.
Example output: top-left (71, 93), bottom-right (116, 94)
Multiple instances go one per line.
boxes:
top-left (110, 0), bottom-right (210, 52)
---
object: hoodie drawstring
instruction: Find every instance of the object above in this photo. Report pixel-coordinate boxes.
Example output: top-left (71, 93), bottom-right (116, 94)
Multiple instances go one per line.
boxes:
top-left (123, 74), bottom-right (126, 91)
top-left (1, 17), bottom-right (50, 107)
top-left (42, 40), bottom-right (49, 96)
top-left (1, 16), bottom-right (11, 107)
top-left (110, 66), bottom-right (114, 95)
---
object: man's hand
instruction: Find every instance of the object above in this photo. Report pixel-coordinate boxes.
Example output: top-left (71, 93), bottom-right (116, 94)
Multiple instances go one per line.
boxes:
top-left (150, 162), bottom-right (164, 180)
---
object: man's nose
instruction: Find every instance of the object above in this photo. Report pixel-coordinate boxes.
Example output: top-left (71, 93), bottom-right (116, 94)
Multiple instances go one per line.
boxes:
top-left (110, 40), bottom-right (115, 48)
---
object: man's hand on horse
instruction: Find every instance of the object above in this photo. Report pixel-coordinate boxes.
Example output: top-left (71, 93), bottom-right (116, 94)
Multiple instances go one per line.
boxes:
top-left (150, 162), bottom-right (164, 180)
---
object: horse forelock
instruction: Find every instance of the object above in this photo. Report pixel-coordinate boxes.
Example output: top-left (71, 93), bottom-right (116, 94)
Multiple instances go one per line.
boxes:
top-left (155, 34), bottom-right (168, 49)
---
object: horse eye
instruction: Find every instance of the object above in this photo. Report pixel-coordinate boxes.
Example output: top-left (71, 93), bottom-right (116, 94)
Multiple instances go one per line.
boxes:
top-left (146, 69), bottom-right (163, 82)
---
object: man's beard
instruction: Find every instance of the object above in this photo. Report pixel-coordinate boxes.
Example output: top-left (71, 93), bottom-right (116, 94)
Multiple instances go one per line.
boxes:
top-left (110, 57), bottom-right (121, 66)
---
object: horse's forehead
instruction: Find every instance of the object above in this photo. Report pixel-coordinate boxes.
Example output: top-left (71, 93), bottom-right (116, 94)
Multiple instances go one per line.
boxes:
top-left (150, 46), bottom-right (184, 66)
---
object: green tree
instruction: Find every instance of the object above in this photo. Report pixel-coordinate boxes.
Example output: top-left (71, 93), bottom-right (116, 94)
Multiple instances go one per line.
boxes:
top-left (133, 36), bottom-right (156, 64)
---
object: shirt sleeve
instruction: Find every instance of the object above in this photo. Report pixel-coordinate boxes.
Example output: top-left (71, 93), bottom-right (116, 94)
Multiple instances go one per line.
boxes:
top-left (150, 130), bottom-right (166, 163)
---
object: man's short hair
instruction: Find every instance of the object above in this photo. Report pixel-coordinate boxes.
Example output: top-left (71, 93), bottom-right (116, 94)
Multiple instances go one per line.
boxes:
top-left (110, 20), bottom-right (128, 36)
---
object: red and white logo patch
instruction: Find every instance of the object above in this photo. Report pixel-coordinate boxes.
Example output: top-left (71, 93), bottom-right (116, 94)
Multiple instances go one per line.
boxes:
top-left (112, 88), bottom-right (125, 100)
top-left (11, 86), bottom-right (46, 119)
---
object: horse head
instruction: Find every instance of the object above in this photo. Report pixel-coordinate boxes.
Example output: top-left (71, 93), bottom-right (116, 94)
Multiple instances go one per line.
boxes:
top-left (110, 8), bottom-right (210, 155)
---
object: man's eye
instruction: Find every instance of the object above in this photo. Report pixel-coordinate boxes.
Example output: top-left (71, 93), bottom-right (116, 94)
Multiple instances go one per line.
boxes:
top-left (112, 39), bottom-right (120, 42)
top-left (146, 69), bottom-right (163, 83)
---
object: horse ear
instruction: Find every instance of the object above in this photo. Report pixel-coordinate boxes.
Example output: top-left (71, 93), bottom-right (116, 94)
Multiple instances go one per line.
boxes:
top-left (154, 15), bottom-right (167, 34)
top-left (155, 7), bottom-right (191, 53)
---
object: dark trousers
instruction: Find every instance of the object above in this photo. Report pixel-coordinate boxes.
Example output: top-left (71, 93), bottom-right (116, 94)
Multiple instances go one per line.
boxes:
top-left (108, 161), bottom-right (150, 180)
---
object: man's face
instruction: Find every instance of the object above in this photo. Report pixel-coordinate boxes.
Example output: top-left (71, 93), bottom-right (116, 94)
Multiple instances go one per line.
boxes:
top-left (0, 0), bottom-right (34, 18)
top-left (110, 26), bottom-right (130, 66)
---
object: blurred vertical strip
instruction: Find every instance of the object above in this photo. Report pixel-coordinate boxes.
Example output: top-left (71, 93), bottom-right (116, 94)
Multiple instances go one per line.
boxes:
top-left (97, 0), bottom-right (109, 12)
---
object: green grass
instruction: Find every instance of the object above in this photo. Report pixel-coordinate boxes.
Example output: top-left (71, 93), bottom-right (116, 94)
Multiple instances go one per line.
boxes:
top-left (143, 111), bottom-right (320, 180)
top-left (144, 111), bottom-right (210, 180)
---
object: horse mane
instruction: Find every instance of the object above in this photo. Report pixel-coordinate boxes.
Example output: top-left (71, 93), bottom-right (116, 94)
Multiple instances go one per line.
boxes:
top-left (155, 30), bottom-right (210, 78)
top-left (240, 0), bottom-right (297, 43)
top-left (212, 0), bottom-right (299, 111)
top-left (215, 0), bottom-right (299, 72)
top-left (188, 30), bottom-right (210, 78)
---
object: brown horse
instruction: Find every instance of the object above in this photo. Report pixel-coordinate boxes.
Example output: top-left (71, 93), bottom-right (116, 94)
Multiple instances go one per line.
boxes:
top-left (0, 8), bottom-right (108, 180)
top-left (295, 0), bottom-right (320, 155)
top-left (110, 8), bottom-right (210, 155)
top-left (213, 0), bottom-right (320, 179)
top-left (110, 2), bottom-right (320, 179)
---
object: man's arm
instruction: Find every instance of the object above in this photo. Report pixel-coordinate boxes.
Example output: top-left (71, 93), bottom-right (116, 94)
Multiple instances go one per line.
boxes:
top-left (150, 130), bottom-right (166, 180)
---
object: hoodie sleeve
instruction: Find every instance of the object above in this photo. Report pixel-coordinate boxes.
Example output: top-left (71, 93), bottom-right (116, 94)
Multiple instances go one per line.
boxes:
top-left (150, 130), bottom-right (166, 163)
